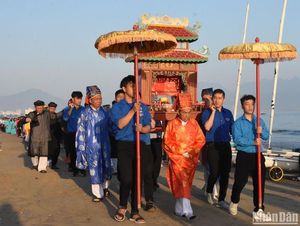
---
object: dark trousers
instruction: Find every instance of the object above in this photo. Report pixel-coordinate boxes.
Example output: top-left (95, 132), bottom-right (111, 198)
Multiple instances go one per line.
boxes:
top-left (66, 132), bottom-right (76, 170)
top-left (117, 141), bottom-right (138, 214)
top-left (231, 151), bottom-right (266, 212)
top-left (62, 132), bottom-right (69, 158)
top-left (110, 135), bottom-right (118, 158)
top-left (48, 139), bottom-right (60, 166)
top-left (141, 144), bottom-right (154, 202)
top-left (117, 141), bottom-right (154, 214)
top-left (206, 142), bottom-right (232, 201)
top-left (151, 138), bottom-right (162, 185)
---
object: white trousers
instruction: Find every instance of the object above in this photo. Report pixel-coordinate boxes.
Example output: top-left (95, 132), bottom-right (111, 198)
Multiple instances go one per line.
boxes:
top-left (91, 180), bottom-right (110, 198)
top-left (31, 156), bottom-right (48, 172)
top-left (175, 198), bottom-right (193, 218)
top-left (111, 158), bottom-right (118, 173)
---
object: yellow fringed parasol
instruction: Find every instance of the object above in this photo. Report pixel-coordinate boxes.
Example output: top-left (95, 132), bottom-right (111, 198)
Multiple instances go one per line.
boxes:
top-left (219, 41), bottom-right (297, 62)
top-left (95, 29), bottom-right (177, 58)
top-left (218, 37), bottom-right (297, 210)
top-left (95, 26), bottom-right (177, 208)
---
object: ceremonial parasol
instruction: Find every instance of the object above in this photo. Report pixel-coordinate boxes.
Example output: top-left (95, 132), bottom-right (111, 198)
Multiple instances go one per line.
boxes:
top-left (95, 26), bottom-right (177, 207)
top-left (219, 37), bottom-right (297, 210)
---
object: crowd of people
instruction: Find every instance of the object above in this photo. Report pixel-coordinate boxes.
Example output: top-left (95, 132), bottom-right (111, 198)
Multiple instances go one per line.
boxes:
top-left (0, 117), bottom-right (23, 135)
top-left (5, 74), bottom-right (273, 223)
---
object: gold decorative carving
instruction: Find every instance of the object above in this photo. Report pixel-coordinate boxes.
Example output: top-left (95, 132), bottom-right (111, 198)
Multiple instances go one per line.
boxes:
top-left (140, 14), bottom-right (189, 27)
top-left (143, 62), bottom-right (158, 69)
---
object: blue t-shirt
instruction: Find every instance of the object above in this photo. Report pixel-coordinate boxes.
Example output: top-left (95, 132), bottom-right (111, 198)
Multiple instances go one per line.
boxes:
top-left (111, 99), bottom-right (151, 145)
top-left (233, 115), bottom-right (269, 153)
top-left (63, 106), bottom-right (85, 133)
top-left (201, 107), bottom-right (233, 142)
top-left (108, 107), bottom-right (117, 137)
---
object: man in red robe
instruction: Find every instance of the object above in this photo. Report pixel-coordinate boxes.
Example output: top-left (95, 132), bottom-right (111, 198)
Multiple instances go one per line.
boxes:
top-left (164, 93), bottom-right (206, 220)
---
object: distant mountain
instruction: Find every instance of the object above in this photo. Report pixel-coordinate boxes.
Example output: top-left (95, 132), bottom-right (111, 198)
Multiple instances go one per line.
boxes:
top-left (0, 88), bottom-right (66, 113)
top-left (1, 77), bottom-right (299, 113)
top-left (198, 77), bottom-right (300, 112)
top-left (231, 77), bottom-right (300, 112)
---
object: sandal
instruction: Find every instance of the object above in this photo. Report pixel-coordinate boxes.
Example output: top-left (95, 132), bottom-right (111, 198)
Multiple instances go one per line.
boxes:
top-left (143, 202), bottom-right (156, 212)
top-left (129, 214), bottom-right (145, 224)
top-left (114, 208), bottom-right (127, 222)
top-left (92, 196), bottom-right (103, 202)
top-left (173, 212), bottom-right (184, 217)
top-left (187, 215), bottom-right (196, 220)
top-left (104, 188), bottom-right (111, 197)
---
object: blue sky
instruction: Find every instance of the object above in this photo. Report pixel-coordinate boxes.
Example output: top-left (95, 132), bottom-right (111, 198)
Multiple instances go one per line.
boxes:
top-left (0, 0), bottom-right (299, 105)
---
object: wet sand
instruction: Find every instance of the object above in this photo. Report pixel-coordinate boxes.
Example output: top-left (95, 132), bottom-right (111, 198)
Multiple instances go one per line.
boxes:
top-left (0, 131), bottom-right (299, 226)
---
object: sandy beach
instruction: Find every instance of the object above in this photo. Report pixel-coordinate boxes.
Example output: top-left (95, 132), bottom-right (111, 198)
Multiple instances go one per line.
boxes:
top-left (0, 131), bottom-right (299, 226)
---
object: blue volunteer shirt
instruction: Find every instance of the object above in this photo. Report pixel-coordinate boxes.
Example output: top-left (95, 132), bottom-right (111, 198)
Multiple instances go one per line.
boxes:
top-left (108, 108), bottom-right (117, 137)
top-left (232, 115), bottom-right (269, 153)
top-left (201, 107), bottom-right (234, 142)
top-left (63, 106), bottom-right (85, 133)
top-left (111, 99), bottom-right (151, 145)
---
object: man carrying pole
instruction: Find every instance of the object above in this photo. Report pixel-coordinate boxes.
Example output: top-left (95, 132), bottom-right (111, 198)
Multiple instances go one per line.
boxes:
top-left (111, 75), bottom-right (152, 223)
top-left (229, 95), bottom-right (271, 222)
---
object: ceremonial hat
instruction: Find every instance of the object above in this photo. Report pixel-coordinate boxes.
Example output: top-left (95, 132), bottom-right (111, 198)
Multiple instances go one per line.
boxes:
top-left (178, 93), bottom-right (192, 109)
top-left (86, 85), bottom-right (101, 99)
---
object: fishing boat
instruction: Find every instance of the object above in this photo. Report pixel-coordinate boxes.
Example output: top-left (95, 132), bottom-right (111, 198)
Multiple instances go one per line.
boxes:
top-left (231, 146), bottom-right (299, 182)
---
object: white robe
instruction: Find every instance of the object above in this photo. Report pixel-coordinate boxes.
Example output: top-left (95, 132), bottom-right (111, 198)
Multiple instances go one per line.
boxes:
top-left (175, 198), bottom-right (194, 218)
top-left (31, 156), bottom-right (48, 171)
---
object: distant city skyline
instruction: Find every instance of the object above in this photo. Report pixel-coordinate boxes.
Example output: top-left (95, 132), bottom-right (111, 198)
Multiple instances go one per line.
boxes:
top-left (0, 0), bottom-right (299, 104)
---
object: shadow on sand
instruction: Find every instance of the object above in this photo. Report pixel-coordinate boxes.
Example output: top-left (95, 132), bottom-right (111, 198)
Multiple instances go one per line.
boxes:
top-left (0, 203), bottom-right (23, 226)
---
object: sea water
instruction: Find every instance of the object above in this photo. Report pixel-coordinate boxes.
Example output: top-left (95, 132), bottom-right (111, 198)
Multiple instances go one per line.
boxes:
top-left (261, 111), bottom-right (300, 150)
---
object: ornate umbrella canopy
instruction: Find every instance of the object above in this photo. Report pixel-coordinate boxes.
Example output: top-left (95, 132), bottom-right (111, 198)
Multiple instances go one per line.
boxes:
top-left (95, 29), bottom-right (177, 58)
top-left (94, 26), bottom-right (177, 209)
top-left (218, 37), bottom-right (297, 211)
top-left (218, 38), bottom-right (297, 62)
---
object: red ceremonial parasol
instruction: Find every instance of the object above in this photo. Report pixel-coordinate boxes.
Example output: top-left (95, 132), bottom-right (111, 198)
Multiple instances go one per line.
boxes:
top-left (95, 25), bottom-right (177, 207)
top-left (219, 37), bottom-right (297, 209)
